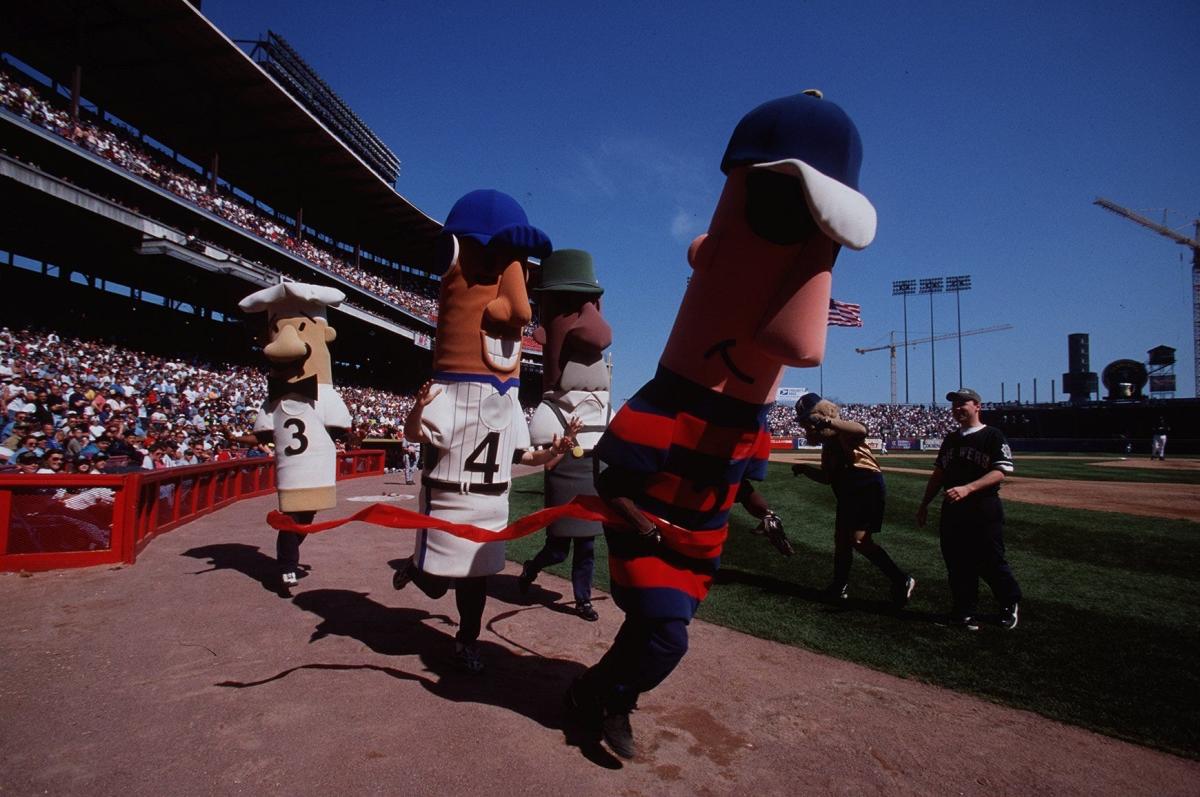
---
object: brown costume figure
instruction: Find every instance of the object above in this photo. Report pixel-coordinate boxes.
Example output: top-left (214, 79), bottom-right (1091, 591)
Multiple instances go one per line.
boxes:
top-left (520, 249), bottom-right (613, 621)
top-left (239, 283), bottom-right (352, 587)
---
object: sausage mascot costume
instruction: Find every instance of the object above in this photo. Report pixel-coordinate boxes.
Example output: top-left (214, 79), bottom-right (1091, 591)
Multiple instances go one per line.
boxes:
top-left (239, 282), bottom-right (352, 588)
top-left (519, 249), bottom-right (613, 621)
top-left (569, 90), bottom-right (878, 759)
top-left (393, 189), bottom-right (571, 674)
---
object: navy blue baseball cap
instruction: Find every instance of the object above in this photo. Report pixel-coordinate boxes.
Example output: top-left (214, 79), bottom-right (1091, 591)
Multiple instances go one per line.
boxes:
top-left (442, 189), bottom-right (552, 258)
top-left (721, 90), bottom-right (876, 250)
top-left (794, 392), bottom-right (824, 420)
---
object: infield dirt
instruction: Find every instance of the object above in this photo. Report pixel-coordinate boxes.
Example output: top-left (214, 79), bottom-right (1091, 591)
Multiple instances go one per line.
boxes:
top-left (1, 471), bottom-right (1196, 795)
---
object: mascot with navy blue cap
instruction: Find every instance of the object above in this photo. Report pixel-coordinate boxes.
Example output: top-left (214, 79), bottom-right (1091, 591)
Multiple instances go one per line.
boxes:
top-left (567, 91), bottom-right (877, 759)
top-left (393, 190), bottom-right (579, 674)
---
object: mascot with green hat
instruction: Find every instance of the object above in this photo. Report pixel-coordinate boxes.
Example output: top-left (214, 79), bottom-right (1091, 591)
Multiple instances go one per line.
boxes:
top-left (519, 249), bottom-right (613, 622)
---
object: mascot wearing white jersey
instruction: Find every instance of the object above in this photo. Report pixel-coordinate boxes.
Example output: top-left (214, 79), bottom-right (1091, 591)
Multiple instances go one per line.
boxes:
top-left (393, 190), bottom-right (578, 674)
top-left (239, 282), bottom-right (351, 588)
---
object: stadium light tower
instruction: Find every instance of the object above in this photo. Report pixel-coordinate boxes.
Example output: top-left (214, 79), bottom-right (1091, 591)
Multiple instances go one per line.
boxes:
top-left (919, 277), bottom-right (944, 406)
top-left (892, 279), bottom-right (917, 403)
top-left (945, 275), bottom-right (972, 387)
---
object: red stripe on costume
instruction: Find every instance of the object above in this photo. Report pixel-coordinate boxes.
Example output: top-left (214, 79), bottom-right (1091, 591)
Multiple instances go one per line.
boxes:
top-left (672, 412), bottom-right (765, 459)
top-left (609, 554), bottom-right (713, 601)
top-left (644, 472), bottom-right (739, 514)
top-left (753, 428), bottom-right (771, 461)
top-left (606, 404), bottom-right (675, 451)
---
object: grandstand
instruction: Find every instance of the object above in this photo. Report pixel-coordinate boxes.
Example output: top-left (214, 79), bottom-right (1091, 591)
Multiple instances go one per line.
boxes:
top-left (0, 0), bottom-right (545, 412)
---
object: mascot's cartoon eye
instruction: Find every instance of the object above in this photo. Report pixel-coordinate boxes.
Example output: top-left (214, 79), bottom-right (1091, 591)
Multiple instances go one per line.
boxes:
top-left (299, 322), bottom-right (307, 331)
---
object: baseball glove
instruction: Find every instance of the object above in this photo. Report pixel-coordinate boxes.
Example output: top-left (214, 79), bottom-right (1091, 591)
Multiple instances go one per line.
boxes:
top-left (754, 511), bottom-right (794, 557)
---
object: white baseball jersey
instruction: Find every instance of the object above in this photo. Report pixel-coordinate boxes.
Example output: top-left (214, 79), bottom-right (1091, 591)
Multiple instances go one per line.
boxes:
top-left (254, 383), bottom-right (352, 492)
top-left (420, 378), bottom-right (529, 488)
top-left (414, 377), bottom-right (529, 578)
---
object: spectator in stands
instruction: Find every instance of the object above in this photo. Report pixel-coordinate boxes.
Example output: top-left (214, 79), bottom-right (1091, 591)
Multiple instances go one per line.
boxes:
top-left (14, 451), bottom-right (40, 473)
top-left (36, 450), bottom-right (66, 474)
top-left (13, 434), bottom-right (44, 461)
top-left (107, 431), bottom-right (142, 461)
top-left (1, 409), bottom-right (31, 443)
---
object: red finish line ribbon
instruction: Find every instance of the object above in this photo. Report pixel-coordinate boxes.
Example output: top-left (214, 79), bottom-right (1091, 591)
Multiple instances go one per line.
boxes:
top-left (267, 495), bottom-right (726, 560)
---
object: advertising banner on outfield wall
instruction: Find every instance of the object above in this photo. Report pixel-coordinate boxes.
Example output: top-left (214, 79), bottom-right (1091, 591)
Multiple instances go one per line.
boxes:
top-left (884, 438), bottom-right (943, 451)
top-left (776, 387), bottom-right (810, 403)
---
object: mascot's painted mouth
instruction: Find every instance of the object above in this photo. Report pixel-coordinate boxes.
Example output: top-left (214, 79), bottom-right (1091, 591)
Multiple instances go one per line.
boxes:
top-left (703, 338), bottom-right (755, 384)
top-left (481, 331), bottom-right (521, 373)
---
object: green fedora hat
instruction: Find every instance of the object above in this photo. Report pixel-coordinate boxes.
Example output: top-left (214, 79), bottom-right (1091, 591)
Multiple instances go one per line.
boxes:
top-left (536, 248), bottom-right (603, 295)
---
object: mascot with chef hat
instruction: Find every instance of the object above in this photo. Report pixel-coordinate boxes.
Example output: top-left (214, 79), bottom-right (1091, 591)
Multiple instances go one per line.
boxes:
top-left (239, 282), bottom-right (352, 588)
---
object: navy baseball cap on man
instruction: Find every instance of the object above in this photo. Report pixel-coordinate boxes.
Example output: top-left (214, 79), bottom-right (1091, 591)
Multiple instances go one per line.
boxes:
top-left (441, 189), bottom-right (552, 258)
top-left (946, 388), bottom-right (983, 404)
top-left (721, 90), bottom-right (876, 251)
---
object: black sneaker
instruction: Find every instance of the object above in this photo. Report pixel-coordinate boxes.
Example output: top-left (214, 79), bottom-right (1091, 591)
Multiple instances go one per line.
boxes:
top-left (517, 561), bottom-right (537, 595)
top-left (951, 615), bottom-right (980, 631)
top-left (454, 641), bottom-right (485, 674)
top-left (392, 558), bottom-right (415, 591)
top-left (575, 601), bottom-right (599, 622)
top-left (823, 583), bottom-right (849, 602)
top-left (1000, 603), bottom-right (1019, 630)
top-left (892, 576), bottom-right (916, 608)
top-left (601, 709), bottom-right (636, 759)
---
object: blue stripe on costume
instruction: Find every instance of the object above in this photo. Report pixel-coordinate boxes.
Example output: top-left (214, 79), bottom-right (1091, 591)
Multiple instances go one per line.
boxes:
top-left (595, 365), bottom-right (771, 619)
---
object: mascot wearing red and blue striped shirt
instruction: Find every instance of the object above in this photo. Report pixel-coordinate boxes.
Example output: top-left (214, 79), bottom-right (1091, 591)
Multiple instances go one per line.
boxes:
top-left (570, 90), bottom-right (879, 760)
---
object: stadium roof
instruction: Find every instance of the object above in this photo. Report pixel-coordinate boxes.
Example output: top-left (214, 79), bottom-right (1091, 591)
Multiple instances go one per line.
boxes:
top-left (1, 0), bottom-right (445, 272)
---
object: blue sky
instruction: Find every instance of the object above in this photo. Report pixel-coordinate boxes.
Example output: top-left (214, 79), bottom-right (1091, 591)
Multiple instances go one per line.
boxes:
top-left (203, 0), bottom-right (1200, 405)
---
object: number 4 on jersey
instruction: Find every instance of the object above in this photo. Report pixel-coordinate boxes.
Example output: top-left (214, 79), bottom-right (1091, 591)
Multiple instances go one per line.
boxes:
top-left (464, 432), bottom-right (500, 483)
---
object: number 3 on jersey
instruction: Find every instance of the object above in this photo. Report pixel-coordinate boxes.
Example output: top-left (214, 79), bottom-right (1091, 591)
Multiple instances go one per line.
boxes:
top-left (283, 418), bottom-right (309, 456)
top-left (464, 432), bottom-right (500, 483)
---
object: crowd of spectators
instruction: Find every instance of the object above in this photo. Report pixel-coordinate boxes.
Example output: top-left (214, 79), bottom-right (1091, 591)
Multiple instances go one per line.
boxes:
top-left (767, 401), bottom-right (954, 440)
top-left (0, 64), bottom-right (442, 321)
top-left (0, 326), bottom-right (418, 474)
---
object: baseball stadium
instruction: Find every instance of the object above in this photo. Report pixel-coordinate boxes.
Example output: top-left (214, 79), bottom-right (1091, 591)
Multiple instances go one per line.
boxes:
top-left (0, 2), bottom-right (1196, 795)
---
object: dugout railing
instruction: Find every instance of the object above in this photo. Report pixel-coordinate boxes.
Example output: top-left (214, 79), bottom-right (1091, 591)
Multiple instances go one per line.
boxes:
top-left (0, 450), bottom-right (384, 573)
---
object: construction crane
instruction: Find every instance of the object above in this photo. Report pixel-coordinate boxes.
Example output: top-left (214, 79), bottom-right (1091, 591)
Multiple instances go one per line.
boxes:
top-left (856, 324), bottom-right (1013, 404)
top-left (1094, 198), bottom-right (1200, 397)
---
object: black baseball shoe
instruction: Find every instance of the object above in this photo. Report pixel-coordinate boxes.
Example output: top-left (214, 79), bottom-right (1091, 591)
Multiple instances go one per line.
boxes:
top-left (950, 615), bottom-right (980, 631)
top-left (517, 561), bottom-right (537, 595)
top-left (392, 558), bottom-right (415, 591)
top-left (822, 582), bottom-right (850, 602)
top-left (280, 571), bottom-right (299, 587)
top-left (601, 709), bottom-right (636, 760)
top-left (454, 641), bottom-right (485, 674)
top-left (575, 601), bottom-right (599, 622)
top-left (892, 576), bottom-right (917, 608)
top-left (1000, 603), bottom-right (1019, 630)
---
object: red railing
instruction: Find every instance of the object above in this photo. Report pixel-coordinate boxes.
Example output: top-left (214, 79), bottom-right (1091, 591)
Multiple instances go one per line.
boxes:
top-left (0, 449), bottom-right (384, 573)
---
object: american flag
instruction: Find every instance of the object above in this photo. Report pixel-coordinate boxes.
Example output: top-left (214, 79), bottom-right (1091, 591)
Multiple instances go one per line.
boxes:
top-left (827, 298), bottom-right (863, 327)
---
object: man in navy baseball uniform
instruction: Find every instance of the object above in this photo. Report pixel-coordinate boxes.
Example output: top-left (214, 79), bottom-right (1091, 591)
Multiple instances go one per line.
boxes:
top-left (917, 388), bottom-right (1021, 631)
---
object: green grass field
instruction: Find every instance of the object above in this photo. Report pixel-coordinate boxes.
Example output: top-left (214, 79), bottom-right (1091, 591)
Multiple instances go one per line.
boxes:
top-left (873, 454), bottom-right (1200, 484)
top-left (507, 461), bottom-right (1200, 758)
